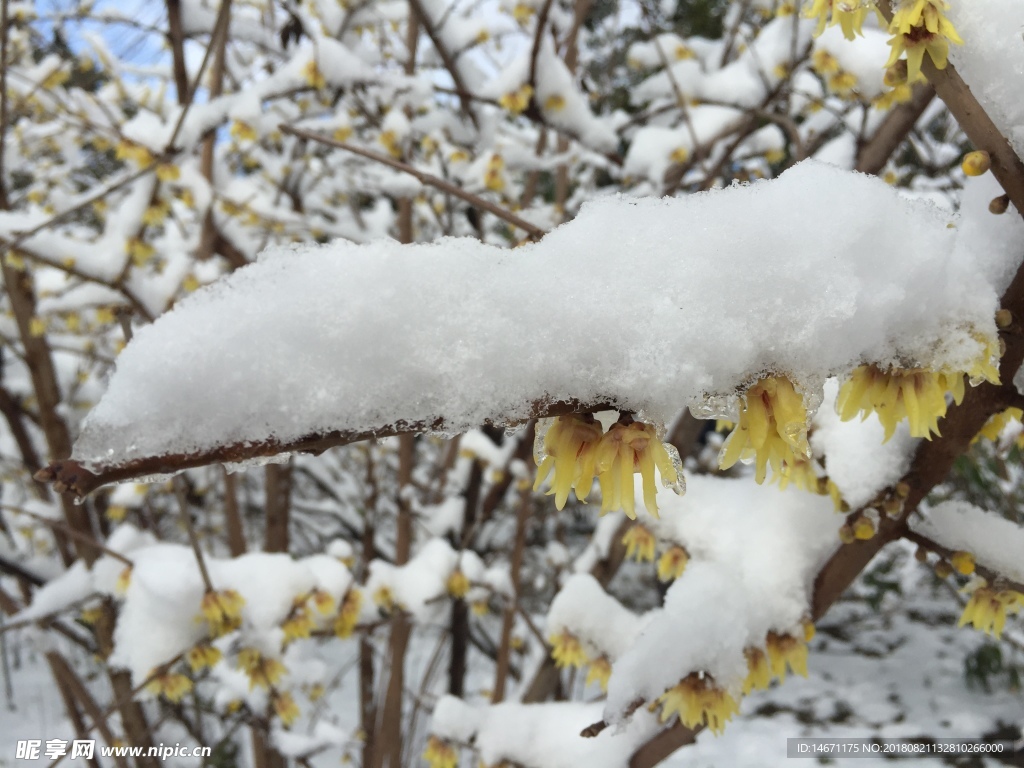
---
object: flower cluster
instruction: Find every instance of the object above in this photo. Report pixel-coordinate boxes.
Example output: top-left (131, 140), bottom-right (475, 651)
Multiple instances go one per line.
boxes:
top-left (534, 415), bottom-right (682, 518)
top-left (199, 589), bottom-right (245, 638)
top-left (804, 0), bottom-right (878, 40)
top-left (658, 673), bottom-right (740, 735)
top-left (744, 627), bottom-right (813, 693)
top-left (885, 0), bottom-right (964, 83)
top-left (719, 376), bottom-right (810, 485)
top-left (423, 736), bottom-right (458, 768)
top-left (958, 584), bottom-right (1024, 639)
top-left (837, 365), bottom-right (964, 440)
top-left (549, 630), bottom-right (588, 669)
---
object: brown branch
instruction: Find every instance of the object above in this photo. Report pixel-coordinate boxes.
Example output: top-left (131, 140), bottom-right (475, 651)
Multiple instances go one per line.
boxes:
top-left (279, 125), bottom-right (547, 240)
top-left (37, 399), bottom-right (612, 497)
top-left (902, 528), bottom-right (1024, 594)
top-left (406, 0), bottom-right (478, 127)
top-left (854, 83), bottom-right (935, 174)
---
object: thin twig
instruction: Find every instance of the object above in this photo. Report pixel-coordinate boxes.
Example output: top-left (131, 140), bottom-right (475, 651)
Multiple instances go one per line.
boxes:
top-left (279, 124), bottom-right (547, 239)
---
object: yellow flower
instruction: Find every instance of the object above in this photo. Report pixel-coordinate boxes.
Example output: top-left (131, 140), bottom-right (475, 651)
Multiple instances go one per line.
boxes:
top-left (719, 376), bottom-right (809, 485)
top-left (156, 163), bottom-right (180, 182)
top-left (837, 364), bottom-right (974, 441)
top-left (803, 0), bottom-right (874, 40)
top-left (534, 414), bottom-right (603, 510)
top-left (586, 656), bottom-right (612, 691)
top-left (187, 644), bottom-right (222, 672)
top-left (512, 3), bottom-right (534, 24)
top-left (743, 647), bottom-right (772, 694)
top-left (146, 672), bottom-right (193, 703)
top-left (669, 147), bottom-right (689, 164)
top-left (333, 125), bottom-right (353, 143)
top-left (282, 608), bottom-right (315, 644)
top-left (373, 584), bottom-right (395, 612)
top-left (423, 736), bottom-right (458, 768)
top-left (238, 648), bottom-right (286, 690)
top-left (126, 238), bottom-right (155, 266)
top-left (958, 586), bottom-right (1023, 639)
top-left (885, 0), bottom-right (963, 84)
top-left (827, 70), bottom-right (859, 97)
top-left (499, 85), bottom-right (534, 115)
top-left (334, 588), bottom-right (362, 638)
top-left (549, 630), bottom-right (588, 669)
top-left (950, 551), bottom-right (975, 576)
top-left (303, 60), bottom-right (326, 90)
top-left (379, 130), bottom-right (402, 158)
top-left (447, 570), bottom-right (470, 599)
top-left (115, 141), bottom-right (154, 168)
top-left (200, 589), bottom-right (245, 637)
top-left (765, 632), bottom-right (809, 682)
top-left (811, 49), bottom-right (840, 75)
top-left (657, 546), bottom-right (689, 582)
top-left (658, 673), bottom-right (739, 735)
top-left (596, 421), bottom-right (681, 518)
top-left (273, 692), bottom-right (300, 727)
top-left (622, 524), bottom-right (657, 563)
top-left (116, 566), bottom-right (132, 594)
top-left (106, 504), bottom-right (128, 522)
top-left (974, 407), bottom-right (1023, 445)
top-left (484, 154), bottom-right (506, 192)
top-left (142, 202), bottom-right (170, 226)
top-left (543, 94), bottom-right (566, 112)
top-left (311, 589), bottom-right (336, 615)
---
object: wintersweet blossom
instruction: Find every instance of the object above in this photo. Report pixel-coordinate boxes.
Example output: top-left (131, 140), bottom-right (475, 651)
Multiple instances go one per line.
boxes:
top-left (743, 647), bottom-right (772, 694)
top-left (186, 644), bottom-right (222, 672)
top-left (146, 672), bottom-right (193, 703)
top-left (533, 414), bottom-right (602, 509)
top-left (238, 649), bottom-right (286, 690)
top-left (549, 630), bottom-right (588, 669)
top-left (885, 0), bottom-right (964, 83)
top-left (586, 656), bottom-right (612, 691)
top-left (720, 375), bottom-right (810, 484)
top-left (657, 545), bottom-right (689, 582)
top-left (423, 736), bottom-right (458, 768)
top-left (273, 692), bottom-right (300, 727)
top-left (446, 570), bottom-right (470, 599)
top-left (622, 524), bottom-right (657, 563)
top-left (765, 632), bottom-right (809, 682)
top-left (282, 608), bottom-right (315, 644)
top-left (804, 0), bottom-right (876, 40)
top-left (658, 673), bottom-right (740, 735)
top-left (334, 588), bottom-right (362, 638)
top-left (958, 584), bottom-right (1024, 638)
top-left (837, 364), bottom-right (968, 440)
top-left (596, 420), bottom-right (682, 518)
top-left (200, 589), bottom-right (245, 637)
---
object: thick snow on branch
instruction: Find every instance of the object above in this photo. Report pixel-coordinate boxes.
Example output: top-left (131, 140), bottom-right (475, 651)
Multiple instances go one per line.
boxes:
top-left (949, 0), bottom-right (1024, 158)
top-left (430, 695), bottom-right (663, 768)
top-left (596, 476), bottom-right (838, 720)
top-left (72, 161), bottom-right (1012, 470)
top-left (911, 501), bottom-right (1024, 583)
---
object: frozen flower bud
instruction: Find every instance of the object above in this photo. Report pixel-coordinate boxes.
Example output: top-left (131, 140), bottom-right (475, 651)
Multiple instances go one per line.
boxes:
top-left (990, 194), bottom-right (1010, 215)
top-left (914, 545), bottom-right (929, 563)
top-left (961, 150), bottom-right (991, 177)
top-left (934, 560), bottom-right (953, 579)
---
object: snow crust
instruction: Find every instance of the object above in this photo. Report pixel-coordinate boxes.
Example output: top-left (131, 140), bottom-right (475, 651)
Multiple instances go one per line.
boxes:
top-left (71, 161), bottom-right (1011, 469)
top-left (912, 501), bottom-right (1024, 583)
